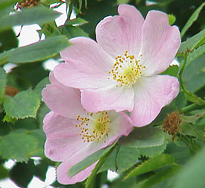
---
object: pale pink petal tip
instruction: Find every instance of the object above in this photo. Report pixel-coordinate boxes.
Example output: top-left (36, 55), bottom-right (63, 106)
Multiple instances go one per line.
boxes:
top-left (131, 75), bottom-right (179, 127)
top-left (57, 160), bottom-right (97, 185)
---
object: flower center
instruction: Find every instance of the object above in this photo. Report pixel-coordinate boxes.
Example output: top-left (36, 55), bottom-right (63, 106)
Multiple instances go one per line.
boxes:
top-left (75, 111), bottom-right (110, 143)
top-left (108, 51), bottom-right (146, 87)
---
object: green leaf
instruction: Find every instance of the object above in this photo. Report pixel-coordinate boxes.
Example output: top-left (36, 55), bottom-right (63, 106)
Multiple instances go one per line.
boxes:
top-left (29, 129), bottom-right (46, 157)
top-left (0, 0), bottom-right (17, 12)
top-left (0, 35), bottom-right (70, 65)
top-left (135, 165), bottom-right (180, 188)
top-left (116, 0), bottom-right (131, 4)
top-left (119, 126), bottom-right (168, 157)
top-left (165, 142), bottom-right (190, 165)
top-left (119, 126), bottom-right (166, 149)
top-left (85, 149), bottom-right (112, 188)
top-left (181, 112), bottom-right (205, 123)
top-left (69, 141), bottom-right (117, 177)
top-left (178, 28), bottom-right (205, 55)
top-left (161, 65), bottom-right (179, 77)
top-left (187, 44), bottom-right (205, 65)
top-left (182, 54), bottom-right (205, 93)
top-left (168, 14), bottom-right (176, 25)
top-left (66, 18), bottom-right (88, 26)
top-left (124, 154), bottom-right (175, 180)
top-left (34, 159), bottom-right (49, 181)
top-left (34, 77), bottom-right (50, 98)
top-left (0, 132), bottom-right (38, 161)
top-left (0, 29), bottom-right (18, 53)
top-left (138, 141), bottom-right (168, 158)
top-left (0, 164), bottom-right (9, 180)
top-left (0, 6), bottom-right (61, 31)
top-left (0, 67), bottom-right (7, 97)
top-left (99, 146), bottom-right (140, 173)
top-left (37, 103), bottom-right (50, 128)
top-left (181, 3), bottom-right (205, 38)
top-left (174, 147), bottom-right (205, 188)
top-left (9, 160), bottom-right (35, 188)
top-left (58, 25), bottom-right (89, 39)
top-left (3, 90), bottom-right (40, 119)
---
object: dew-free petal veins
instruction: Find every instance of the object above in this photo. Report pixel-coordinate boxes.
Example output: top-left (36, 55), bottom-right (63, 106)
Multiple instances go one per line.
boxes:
top-left (55, 4), bottom-right (180, 126)
top-left (43, 4), bottom-right (181, 185)
top-left (42, 73), bottom-right (133, 184)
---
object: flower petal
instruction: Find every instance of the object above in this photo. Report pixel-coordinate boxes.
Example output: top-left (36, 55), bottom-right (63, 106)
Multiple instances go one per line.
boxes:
top-left (55, 37), bottom-right (114, 89)
top-left (101, 112), bottom-right (133, 148)
top-left (57, 159), bottom-right (97, 185)
top-left (42, 84), bottom-right (84, 119)
top-left (140, 11), bottom-right (181, 76)
top-left (131, 75), bottom-right (179, 127)
top-left (43, 112), bottom-right (80, 138)
top-left (81, 85), bottom-right (135, 113)
top-left (96, 4), bottom-right (144, 58)
top-left (43, 112), bottom-right (87, 161)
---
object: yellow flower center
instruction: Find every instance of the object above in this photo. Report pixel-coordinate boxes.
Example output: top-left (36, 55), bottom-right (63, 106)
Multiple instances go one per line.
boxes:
top-left (75, 111), bottom-right (110, 143)
top-left (108, 51), bottom-right (146, 87)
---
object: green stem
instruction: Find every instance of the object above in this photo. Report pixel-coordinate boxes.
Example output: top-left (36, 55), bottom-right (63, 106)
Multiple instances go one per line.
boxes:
top-left (178, 54), bottom-right (205, 106)
top-left (180, 103), bottom-right (204, 113)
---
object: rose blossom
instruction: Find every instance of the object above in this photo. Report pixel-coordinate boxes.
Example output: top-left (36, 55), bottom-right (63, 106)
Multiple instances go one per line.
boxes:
top-left (42, 72), bottom-right (133, 184)
top-left (53, 4), bottom-right (181, 127)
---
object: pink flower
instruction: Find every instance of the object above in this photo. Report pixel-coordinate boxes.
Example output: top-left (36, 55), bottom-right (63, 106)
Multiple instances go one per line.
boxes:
top-left (42, 72), bottom-right (133, 184)
top-left (53, 4), bottom-right (181, 127)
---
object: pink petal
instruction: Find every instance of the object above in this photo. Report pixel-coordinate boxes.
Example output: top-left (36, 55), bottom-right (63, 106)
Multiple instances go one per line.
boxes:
top-left (55, 37), bottom-right (113, 89)
top-left (42, 84), bottom-right (84, 119)
top-left (81, 85), bottom-right (135, 113)
top-left (131, 75), bottom-right (179, 127)
top-left (43, 112), bottom-right (88, 161)
top-left (54, 63), bottom-right (112, 89)
top-left (101, 112), bottom-right (133, 148)
top-left (140, 11), bottom-right (181, 76)
top-left (57, 159), bottom-right (97, 185)
top-left (96, 4), bottom-right (144, 58)
top-left (43, 112), bottom-right (80, 138)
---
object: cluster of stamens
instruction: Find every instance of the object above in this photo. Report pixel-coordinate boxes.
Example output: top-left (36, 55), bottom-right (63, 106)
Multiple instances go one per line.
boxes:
top-left (75, 111), bottom-right (110, 142)
top-left (108, 51), bottom-right (146, 87)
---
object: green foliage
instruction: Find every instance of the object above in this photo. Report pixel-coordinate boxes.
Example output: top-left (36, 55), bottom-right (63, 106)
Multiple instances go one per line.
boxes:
top-left (182, 54), bottom-right (205, 93)
top-left (69, 141), bottom-right (117, 177)
top-left (174, 147), bottom-right (205, 188)
top-left (9, 160), bottom-right (36, 188)
top-left (0, 132), bottom-right (38, 161)
top-left (0, 35), bottom-right (70, 64)
top-left (58, 25), bottom-right (89, 38)
top-left (0, 0), bottom-right (205, 187)
top-left (135, 165), bottom-right (180, 188)
top-left (0, 6), bottom-right (61, 31)
top-left (0, 0), bottom-right (17, 12)
top-left (119, 126), bottom-right (166, 149)
top-left (168, 14), bottom-right (176, 25)
top-left (161, 65), bottom-right (179, 77)
top-left (181, 3), bottom-right (205, 38)
top-left (124, 154), bottom-right (175, 180)
top-left (187, 44), bottom-right (205, 65)
top-left (99, 146), bottom-right (140, 173)
top-left (3, 90), bottom-right (41, 119)
top-left (34, 76), bottom-right (50, 98)
top-left (178, 28), bottom-right (205, 55)
top-left (0, 164), bottom-right (9, 179)
top-left (0, 67), bottom-right (7, 98)
top-left (0, 29), bottom-right (18, 53)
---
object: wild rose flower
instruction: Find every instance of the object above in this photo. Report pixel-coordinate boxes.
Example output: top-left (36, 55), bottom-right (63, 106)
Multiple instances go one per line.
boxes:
top-left (53, 4), bottom-right (181, 127)
top-left (42, 72), bottom-right (133, 184)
